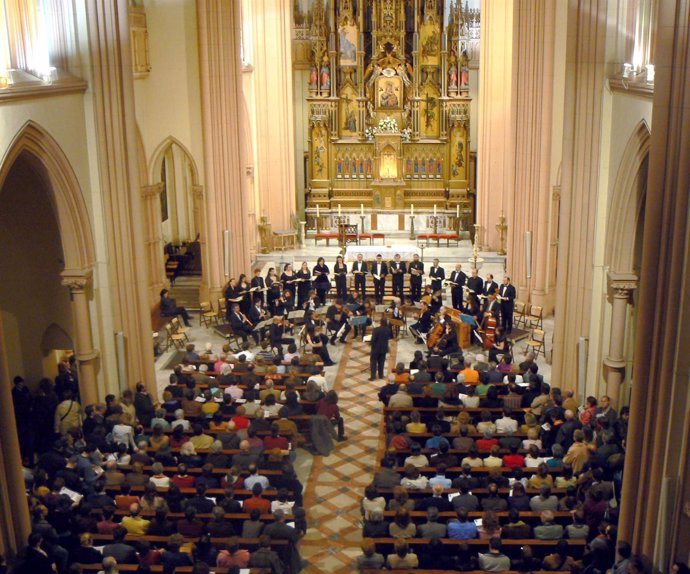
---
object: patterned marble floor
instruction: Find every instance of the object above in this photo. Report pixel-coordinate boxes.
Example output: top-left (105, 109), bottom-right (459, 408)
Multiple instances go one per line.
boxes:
top-left (299, 337), bottom-right (397, 573)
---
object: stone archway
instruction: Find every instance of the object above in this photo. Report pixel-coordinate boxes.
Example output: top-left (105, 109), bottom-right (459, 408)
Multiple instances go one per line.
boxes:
top-left (602, 120), bottom-right (650, 406)
top-left (0, 121), bottom-right (98, 405)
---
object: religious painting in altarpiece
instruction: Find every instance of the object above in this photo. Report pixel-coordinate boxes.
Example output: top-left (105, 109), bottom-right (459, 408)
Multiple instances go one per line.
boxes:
top-left (339, 85), bottom-right (358, 136)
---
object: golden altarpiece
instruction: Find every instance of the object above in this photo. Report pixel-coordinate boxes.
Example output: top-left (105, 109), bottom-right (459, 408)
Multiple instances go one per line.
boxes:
top-left (305, 0), bottom-right (473, 229)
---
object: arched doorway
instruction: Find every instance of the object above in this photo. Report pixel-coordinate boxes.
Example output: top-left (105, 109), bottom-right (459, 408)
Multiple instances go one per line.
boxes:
top-left (148, 137), bottom-right (206, 308)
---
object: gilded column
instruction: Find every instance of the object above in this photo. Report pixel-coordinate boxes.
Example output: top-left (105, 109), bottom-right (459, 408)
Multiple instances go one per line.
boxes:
top-left (61, 270), bottom-right (99, 407)
top-left (86, 0), bottom-right (156, 395)
top-left (550, 0), bottom-right (608, 390)
top-left (602, 273), bottom-right (637, 406)
top-left (507, 1), bottom-right (556, 312)
top-left (476, 0), bottom-right (514, 249)
top-left (142, 183), bottom-right (166, 305)
top-left (197, 0), bottom-right (251, 303)
top-left (0, 314), bottom-right (32, 556)
top-left (618, 0), bottom-right (690, 563)
top-left (251, 0), bottom-right (297, 229)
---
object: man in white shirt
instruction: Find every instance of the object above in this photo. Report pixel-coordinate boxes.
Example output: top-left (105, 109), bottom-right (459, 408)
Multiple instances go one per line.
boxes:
top-left (495, 407), bottom-right (519, 434)
top-left (307, 368), bottom-right (332, 393)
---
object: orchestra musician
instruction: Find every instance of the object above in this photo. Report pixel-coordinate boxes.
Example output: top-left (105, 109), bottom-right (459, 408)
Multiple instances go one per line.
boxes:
top-left (431, 321), bottom-right (460, 357)
top-left (488, 326), bottom-right (511, 363)
top-left (429, 288), bottom-right (443, 314)
top-left (269, 315), bottom-right (294, 351)
top-left (429, 258), bottom-right (445, 292)
top-left (326, 299), bottom-right (352, 345)
top-left (479, 292), bottom-right (501, 327)
top-left (483, 273), bottom-right (499, 297)
top-left (250, 268), bottom-right (266, 307)
top-left (275, 289), bottom-right (295, 318)
top-left (371, 254), bottom-right (388, 304)
top-left (229, 302), bottom-right (259, 344)
top-left (312, 256), bottom-right (331, 306)
top-left (280, 263), bottom-right (298, 292)
top-left (389, 253), bottom-right (407, 299)
top-left (305, 325), bottom-right (335, 366)
top-left (408, 253), bottom-right (424, 302)
top-left (249, 297), bottom-right (269, 340)
top-left (466, 267), bottom-right (484, 308)
top-left (386, 297), bottom-right (405, 338)
top-left (409, 300), bottom-right (433, 344)
top-left (333, 255), bottom-right (348, 300)
top-left (296, 261), bottom-right (312, 309)
top-left (352, 253), bottom-right (368, 295)
top-left (448, 263), bottom-right (467, 310)
top-left (266, 268), bottom-right (281, 316)
top-left (224, 277), bottom-right (242, 322)
top-left (237, 273), bottom-right (252, 315)
top-left (499, 276), bottom-right (517, 333)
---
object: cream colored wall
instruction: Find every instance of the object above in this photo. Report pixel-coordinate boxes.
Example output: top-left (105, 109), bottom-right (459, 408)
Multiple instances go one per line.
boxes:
top-left (584, 88), bottom-right (652, 399)
top-left (0, 92), bottom-right (119, 398)
top-left (132, 0), bottom-right (205, 187)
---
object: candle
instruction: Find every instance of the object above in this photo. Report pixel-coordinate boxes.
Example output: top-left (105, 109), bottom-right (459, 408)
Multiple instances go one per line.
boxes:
top-left (316, 204), bottom-right (320, 217)
top-left (338, 204), bottom-right (342, 216)
top-left (434, 204), bottom-right (437, 216)
top-left (360, 203), bottom-right (364, 216)
top-left (456, 205), bottom-right (459, 218)
top-left (411, 204), bottom-right (414, 216)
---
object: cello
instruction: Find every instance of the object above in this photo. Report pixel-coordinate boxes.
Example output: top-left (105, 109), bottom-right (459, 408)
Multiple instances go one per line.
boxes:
top-left (483, 313), bottom-right (497, 350)
top-left (427, 321), bottom-right (444, 349)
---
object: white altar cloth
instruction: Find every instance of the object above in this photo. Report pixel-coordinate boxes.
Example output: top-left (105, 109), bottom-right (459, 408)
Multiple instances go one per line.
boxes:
top-left (344, 244), bottom-right (419, 261)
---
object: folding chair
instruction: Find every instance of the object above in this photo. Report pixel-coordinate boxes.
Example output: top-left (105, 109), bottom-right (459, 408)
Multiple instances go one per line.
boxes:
top-left (199, 301), bottom-right (219, 327)
top-left (526, 305), bottom-right (543, 329)
top-left (217, 298), bottom-right (228, 324)
top-left (513, 300), bottom-right (527, 329)
top-left (525, 328), bottom-right (546, 359)
top-left (171, 317), bottom-right (190, 341)
top-left (164, 323), bottom-right (186, 351)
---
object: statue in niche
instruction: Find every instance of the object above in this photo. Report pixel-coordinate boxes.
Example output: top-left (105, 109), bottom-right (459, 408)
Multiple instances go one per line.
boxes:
top-left (320, 57), bottom-right (330, 90)
top-left (401, 100), bottom-right (412, 128)
top-left (373, 191), bottom-right (382, 207)
top-left (345, 108), bottom-right (357, 131)
top-left (460, 50), bottom-right (470, 89)
top-left (449, 61), bottom-right (458, 90)
top-left (309, 65), bottom-right (318, 88)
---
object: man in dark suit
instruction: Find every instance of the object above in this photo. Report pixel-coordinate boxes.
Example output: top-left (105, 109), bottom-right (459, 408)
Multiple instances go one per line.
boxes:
top-left (408, 253), bottom-right (424, 302)
top-left (352, 253), bottom-right (368, 295)
top-left (371, 254), bottom-right (388, 304)
top-left (467, 267), bottom-right (483, 307)
top-left (160, 288), bottom-right (191, 326)
top-left (229, 303), bottom-right (259, 344)
top-left (429, 258), bottom-right (445, 292)
top-left (483, 273), bottom-right (499, 296)
top-left (389, 253), bottom-right (407, 299)
top-left (326, 300), bottom-right (351, 344)
top-left (369, 318), bottom-right (393, 380)
top-left (448, 263), bottom-right (467, 310)
top-left (269, 316), bottom-right (294, 351)
top-left (499, 276), bottom-right (517, 332)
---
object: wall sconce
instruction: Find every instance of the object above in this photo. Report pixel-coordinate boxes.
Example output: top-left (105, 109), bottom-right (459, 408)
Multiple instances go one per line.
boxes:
top-left (622, 63), bottom-right (633, 78)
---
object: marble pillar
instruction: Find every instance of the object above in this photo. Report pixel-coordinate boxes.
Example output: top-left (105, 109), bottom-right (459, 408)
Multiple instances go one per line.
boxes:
top-left (476, 0), bottom-right (514, 250)
top-left (251, 0), bottom-right (297, 230)
top-left (507, 1), bottom-right (557, 312)
top-left (86, 0), bottom-right (156, 396)
top-left (551, 0), bottom-right (608, 391)
top-left (61, 269), bottom-right (99, 407)
top-left (602, 272), bottom-right (637, 407)
top-left (0, 314), bottom-right (31, 556)
top-left (141, 183), bottom-right (167, 306)
top-left (197, 0), bottom-right (251, 303)
top-left (618, 0), bottom-right (690, 565)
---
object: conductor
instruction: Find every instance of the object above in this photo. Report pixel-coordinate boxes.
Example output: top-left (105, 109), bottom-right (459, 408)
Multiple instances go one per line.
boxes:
top-left (369, 318), bottom-right (392, 381)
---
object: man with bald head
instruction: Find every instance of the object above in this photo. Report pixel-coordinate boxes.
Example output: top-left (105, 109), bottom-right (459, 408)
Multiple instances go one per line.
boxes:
top-left (556, 409), bottom-right (581, 450)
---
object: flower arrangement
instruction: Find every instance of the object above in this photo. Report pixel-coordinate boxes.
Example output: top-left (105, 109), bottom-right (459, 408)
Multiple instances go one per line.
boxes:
top-left (365, 117), bottom-right (409, 141)
top-left (377, 117), bottom-right (399, 133)
top-left (401, 128), bottom-right (412, 142)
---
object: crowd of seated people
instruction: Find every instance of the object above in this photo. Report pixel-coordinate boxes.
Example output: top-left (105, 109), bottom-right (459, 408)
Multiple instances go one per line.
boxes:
top-left (355, 348), bottom-right (641, 572)
top-left (9, 342), bottom-right (356, 574)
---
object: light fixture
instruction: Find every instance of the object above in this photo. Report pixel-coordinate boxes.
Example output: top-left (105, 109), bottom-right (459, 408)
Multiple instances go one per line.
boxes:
top-left (646, 64), bottom-right (655, 84)
top-left (622, 63), bottom-right (632, 78)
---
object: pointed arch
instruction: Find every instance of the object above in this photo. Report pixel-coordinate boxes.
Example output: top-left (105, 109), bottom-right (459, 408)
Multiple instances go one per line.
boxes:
top-left (149, 136), bottom-right (200, 185)
top-left (605, 120), bottom-right (651, 273)
top-left (0, 121), bottom-right (95, 272)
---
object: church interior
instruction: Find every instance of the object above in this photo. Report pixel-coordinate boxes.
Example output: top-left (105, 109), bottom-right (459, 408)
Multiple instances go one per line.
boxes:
top-left (0, 0), bottom-right (689, 572)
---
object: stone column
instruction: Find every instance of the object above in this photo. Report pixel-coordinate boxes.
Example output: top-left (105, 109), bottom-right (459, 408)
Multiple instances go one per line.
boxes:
top-left (86, 0), bottom-right (156, 395)
top-left (197, 0), bottom-right (251, 303)
top-left (191, 185), bottom-right (211, 301)
top-left (476, 0), bottom-right (514, 250)
top-left (0, 314), bottom-right (31, 557)
top-left (250, 0), bottom-right (297, 229)
top-left (141, 183), bottom-right (166, 306)
top-left (61, 270), bottom-right (100, 407)
top-left (550, 0), bottom-right (608, 390)
top-left (602, 272), bottom-right (637, 406)
top-left (507, 1), bottom-right (556, 311)
top-left (618, 0), bottom-right (690, 564)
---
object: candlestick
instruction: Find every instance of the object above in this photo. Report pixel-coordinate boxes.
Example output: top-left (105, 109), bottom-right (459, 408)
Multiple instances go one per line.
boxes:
top-left (360, 203), bottom-right (364, 216)
top-left (411, 203), bottom-right (414, 217)
top-left (433, 204), bottom-right (437, 216)
top-left (338, 204), bottom-right (342, 216)
top-left (316, 204), bottom-right (320, 217)
top-left (409, 216), bottom-right (416, 240)
top-left (456, 205), bottom-right (459, 218)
